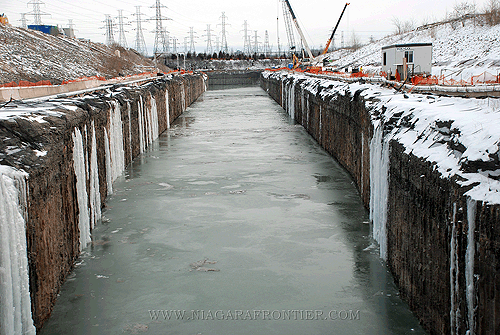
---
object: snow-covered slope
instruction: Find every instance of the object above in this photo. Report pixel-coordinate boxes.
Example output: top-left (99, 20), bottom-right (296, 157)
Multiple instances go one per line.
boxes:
top-left (324, 18), bottom-right (500, 81)
top-left (0, 24), bottom-right (156, 84)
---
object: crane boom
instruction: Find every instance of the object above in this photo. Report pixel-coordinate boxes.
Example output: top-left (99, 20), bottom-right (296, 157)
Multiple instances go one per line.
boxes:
top-left (283, 0), bottom-right (314, 60)
top-left (322, 3), bottom-right (350, 55)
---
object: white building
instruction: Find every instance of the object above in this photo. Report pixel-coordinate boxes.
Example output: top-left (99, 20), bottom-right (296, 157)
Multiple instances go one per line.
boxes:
top-left (382, 43), bottom-right (432, 80)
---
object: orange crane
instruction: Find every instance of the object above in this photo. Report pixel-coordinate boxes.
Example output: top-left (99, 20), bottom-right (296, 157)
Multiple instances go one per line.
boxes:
top-left (322, 3), bottom-right (350, 55)
top-left (0, 13), bottom-right (9, 25)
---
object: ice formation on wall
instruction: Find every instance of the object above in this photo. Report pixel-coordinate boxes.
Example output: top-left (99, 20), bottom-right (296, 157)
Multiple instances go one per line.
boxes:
top-left (127, 102), bottom-right (133, 164)
top-left (369, 120), bottom-right (390, 260)
top-left (104, 102), bottom-right (125, 195)
top-left (0, 166), bottom-right (36, 335)
top-left (165, 90), bottom-right (170, 129)
top-left (72, 127), bottom-right (91, 251)
top-left (450, 203), bottom-right (459, 334)
top-left (285, 80), bottom-right (295, 120)
top-left (466, 198), bottom-right (477, 335)
top-left (181, 84), bottom-right (186, 112)
top-left (89, 122), bottom-right (101, 229)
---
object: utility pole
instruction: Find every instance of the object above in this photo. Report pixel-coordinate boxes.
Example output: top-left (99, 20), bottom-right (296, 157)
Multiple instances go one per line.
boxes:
top-left (276, 6), bottom-right (281, 57)
top-left (264, 30), bottom-right (271, 57)
top-left (218, 12), bottom-right (229, 54)
top-left (116, 10), bottom-right (128, 48)
top-left (242, 20), bottom-right (251, 56)
top-left (132, 6), bottom-right (147, 55)
top-left (20, 13), bottom-right (28, 29)
top-left (103, 14), bottom-right (115, 46)
top-left (204, 24), bottom-right (214, 55)
top-left (151, 0), bottom-right (171, 55)
top-left (188, 27), bottom-right (197, 54)
top-left (26, 0), bottom-right (49, 25)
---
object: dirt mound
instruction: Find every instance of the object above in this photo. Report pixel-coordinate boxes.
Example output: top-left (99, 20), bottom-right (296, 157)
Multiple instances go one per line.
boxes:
top-left (0, 24), bottom-right (160, 85)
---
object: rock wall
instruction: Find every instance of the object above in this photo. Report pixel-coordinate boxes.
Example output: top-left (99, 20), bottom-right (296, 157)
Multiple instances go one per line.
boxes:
top-left (0, 73), bottom-right (206, 331)
top-left (261, 71), bottom-right (500, 335)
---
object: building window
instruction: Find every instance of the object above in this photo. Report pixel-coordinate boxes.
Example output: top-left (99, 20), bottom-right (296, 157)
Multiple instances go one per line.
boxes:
top-left (405, 50), bottom-right (414, 63)
top-left (383, 52), bottom-right (386, 66)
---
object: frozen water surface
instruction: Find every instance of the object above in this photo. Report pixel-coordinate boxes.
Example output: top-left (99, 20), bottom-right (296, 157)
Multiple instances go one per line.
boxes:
top-left (40, 86), bottom-right (426, 335)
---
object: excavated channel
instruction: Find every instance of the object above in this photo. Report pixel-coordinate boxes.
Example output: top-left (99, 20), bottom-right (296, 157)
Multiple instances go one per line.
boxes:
top-left (40, 86), bottom-right (426, 334)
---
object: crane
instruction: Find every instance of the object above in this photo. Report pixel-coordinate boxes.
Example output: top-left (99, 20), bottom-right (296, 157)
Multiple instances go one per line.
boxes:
top-left (322, 3), bottom-right (350, 55)
top-left (282, 0), bottom-right (314, 60)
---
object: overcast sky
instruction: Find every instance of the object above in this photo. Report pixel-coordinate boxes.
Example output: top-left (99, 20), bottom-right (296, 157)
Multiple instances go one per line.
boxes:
top-left (1, 0), bottom-right (490, 55)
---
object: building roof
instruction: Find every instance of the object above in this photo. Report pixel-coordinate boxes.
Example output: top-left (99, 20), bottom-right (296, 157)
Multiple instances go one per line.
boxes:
top-left (382, 43), bottom-right (432, 50)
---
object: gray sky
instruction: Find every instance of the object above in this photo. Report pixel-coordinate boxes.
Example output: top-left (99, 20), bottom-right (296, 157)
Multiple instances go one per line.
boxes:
top-left (0, 0), bottom-right (489, 54)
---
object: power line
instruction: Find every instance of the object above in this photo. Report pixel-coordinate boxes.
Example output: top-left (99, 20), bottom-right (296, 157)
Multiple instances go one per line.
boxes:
top-left (188, 26), bottom-right (197, 54)
top-left (26, 0), bottom-right (50, 25)
top-left (203, 24), bottom-right (214, 55)
top-left (218, 12), bottom-right (229, 54)
top-left (103, 14), bottom-right (115, 46)
top-left (132, 6), bottom-right (148, 55)
top-left (150, 0), bottom-right (171, 55)
top-left (242, 20), bottom-right (251, 56)
top-left (116, 10), bottom-right (129, 48)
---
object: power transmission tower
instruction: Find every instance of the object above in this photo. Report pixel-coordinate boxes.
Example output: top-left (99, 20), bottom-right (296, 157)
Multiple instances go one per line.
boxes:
top-left (116, 10), bottom-right (129, 48)
top-left (151, 0), bottom-right (171, 55)
top-left (253, 30), bottom-right (260, 54)
top-left (26, 0), bottom-right (50, 25)
top-left (132, 6), bottom-right (147, 55)
top-left (20, 13), bottom-right (28, 29)
top-left (188, 27), bottom-right (197, 54)
top-left (215, 36), bottom-right (220, 54)
top-left (281, 0), bottom-right (296, 54)
top-left (183, 36), bottom-right (189, 53)
top-left (218, 12), bottom-right (229, 54)
top-left (203, 24), bottom-right (214, 55)
top-left (264, 30), bottom-right (271, 57)
top-left (163, 28), bottom-right (170, 53)
top-left (103, 15), bottom-right (116, 46)
top-left (171, 36), bottom-right (178, 54)
top-left (242, 20), bottom-right (251, 56)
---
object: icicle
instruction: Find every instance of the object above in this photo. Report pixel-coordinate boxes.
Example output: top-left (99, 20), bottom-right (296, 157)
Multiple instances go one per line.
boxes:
top-left (181, 84), bottom-right (186, 112)
top-left (138, 97), bottom-right (145, 154)
top-left (72, 128), bottom-right (91, 251)
top-left (165, 90), bottom-right (170, 129)
top-left (450, 202), bottom-right (459, 335)
top-left (107, 102), bottom-right (125, 186)
top-left (0, 166), bottom-right (36, 335)
top-left (361, 132), bottom-right (364, 193)
top-left (319, 105), bottom-right (322, 143)
top-left (104, 127), bottom-right (113, 195)
top-left (127, 102), bottom-right (133, 164)
top-left (466, 198), bottom-right (477, 335)
top-left (369, 120), bottom-right (390, 260)
top-left (288, 81), bottom-right (295, 120)
top-left (150, 94), bottom-right (159, 141)
top-left (89, 122), bottom-right (101, 229)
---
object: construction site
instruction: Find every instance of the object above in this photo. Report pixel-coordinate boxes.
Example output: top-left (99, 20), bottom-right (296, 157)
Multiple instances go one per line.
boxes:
top-left (1, 1), bottom-right (500, 335)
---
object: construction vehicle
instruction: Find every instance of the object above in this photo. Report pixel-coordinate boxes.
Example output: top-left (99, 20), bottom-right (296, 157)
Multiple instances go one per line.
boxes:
top-left (321, 3), bottom-right (350, 55)
top-left (0, 13), bottom-right (9, 25)
top-left (282, 0), bottom-right (314, 60)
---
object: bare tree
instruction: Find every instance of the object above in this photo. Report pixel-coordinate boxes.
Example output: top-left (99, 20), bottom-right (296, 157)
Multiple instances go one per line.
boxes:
top-left (484, 0), bottom-right (500, 25)
top-left (392, 17), bottom-right (416, 35)
top-left (453, 1), bottom-right (477, 26)
top-left (350, 32), bottom-right (362, 51)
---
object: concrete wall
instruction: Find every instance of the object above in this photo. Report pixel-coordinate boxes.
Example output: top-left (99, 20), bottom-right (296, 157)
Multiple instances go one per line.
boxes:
top-left (206, 70), bottom-right (261, 88)
top-left (0, 73), bottom-right (205, 331)
top-left (261, 72), bottom-right (500, 335)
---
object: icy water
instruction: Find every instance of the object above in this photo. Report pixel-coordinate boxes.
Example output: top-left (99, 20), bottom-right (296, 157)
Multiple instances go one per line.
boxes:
top-left (40, 87), bottom-right (426, 335)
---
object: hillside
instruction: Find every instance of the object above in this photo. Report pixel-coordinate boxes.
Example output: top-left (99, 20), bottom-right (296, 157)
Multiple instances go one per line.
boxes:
top-left (0, 24), bottom-right (159, 85)
top-left (323, 18), bottom-right (500, 82)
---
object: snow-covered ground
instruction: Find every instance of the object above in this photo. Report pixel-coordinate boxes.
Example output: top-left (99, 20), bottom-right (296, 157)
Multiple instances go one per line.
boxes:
top-left (322, 18), bottom-right (500, 82)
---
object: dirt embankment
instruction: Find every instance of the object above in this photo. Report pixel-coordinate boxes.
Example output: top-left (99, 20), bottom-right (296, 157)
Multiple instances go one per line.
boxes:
top-left (0, 24), bottom-right (167, 85)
